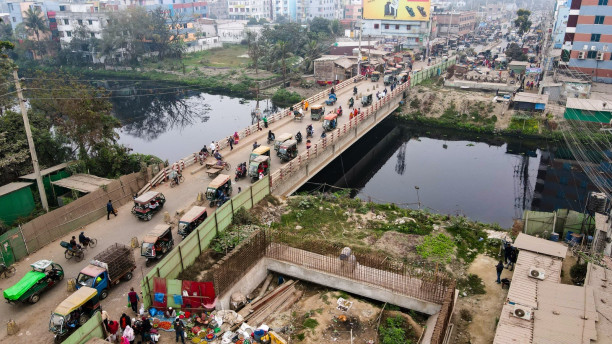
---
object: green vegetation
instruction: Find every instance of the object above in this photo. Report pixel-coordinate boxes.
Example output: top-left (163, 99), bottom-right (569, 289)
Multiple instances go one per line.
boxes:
top-left (303, 317), bottom-right (319, 329)
top-left (445, 217), bottom-right (488, 264)
top-left (457, 274), bottom-right (486, 296)
top-left (416, 233), bottom-right (456, 265)
top-left (508, 115), bottom-right (540, 134)
top-left (271, 88), bottom-right (302, 107)
top-left (143, 45), bottom-right (250, 71)
top-left (379, 316), bottom-right (412, 344)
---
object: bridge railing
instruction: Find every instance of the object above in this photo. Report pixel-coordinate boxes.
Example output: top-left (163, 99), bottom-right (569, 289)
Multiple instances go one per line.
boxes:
top-left (269, 80), bottom-right (410, 193)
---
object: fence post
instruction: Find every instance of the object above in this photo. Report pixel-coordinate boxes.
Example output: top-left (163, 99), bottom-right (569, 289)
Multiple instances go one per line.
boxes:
top-left (214, 212), bottom-right (219, 236)
top-left (250, 186), bottom-right (254, 207)
top-left (196, 226), bottom-right (202, 254)
top-left (178, 246), bottom-right (184, 271)
top-left (230, 199), bottom-right (234, 217)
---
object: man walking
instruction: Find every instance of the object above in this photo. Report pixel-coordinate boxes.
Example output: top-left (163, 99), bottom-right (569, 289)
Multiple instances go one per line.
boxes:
top-left (496, 260), bottom-right (504, 284)
top-left (107, 200), bottom-right (116, 220)
top-left (127, 288), bottom-right (139, 314)
top-left (228, 136), bottom-right (233, 150)
top-left (174, 317), bottom-right (186, 344)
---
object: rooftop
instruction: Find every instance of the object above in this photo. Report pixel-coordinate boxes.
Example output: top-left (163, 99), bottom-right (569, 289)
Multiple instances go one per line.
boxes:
top-left (507, 250), bottom-right (562, 309)
top-left (514, 233), bottom-right (568, 258)
top-left (509, 61), bottom-right (530, 66)
top-left (0, 182), bottom-right (32, 197)
top-left (513, 92), bottom-right (549, 105)
top-left (20, 162), bottom-right (72, 180)
top-left (566, 98), bottom-right (612, 112)
top-left (51, 174), bottom-right (112, 193)
top-left (493, 303), bottom-right (533, 344)
top-left (586, 264), bottom-right (612, 343)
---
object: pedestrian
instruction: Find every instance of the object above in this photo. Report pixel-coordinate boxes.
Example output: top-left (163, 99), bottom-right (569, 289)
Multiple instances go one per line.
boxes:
top-left (174, 318), bottom-right (186, 344)
top-left (263, 115), bottom-right (268, 128)
top-left (101, 309), bottom-right (110, 330)
top-left (141, 316), bottom-right (152, 343)
top-left (209, 141), bottom-right (216, 153)
top-left (107, 320), bottom-right (119, 343)
top-left (127, 287), bottom-right (139, 314)
top-left (227, 136), bottom-right (233, 150)
top-left (119, 313), bottom-right (131, 332)
top-left (233, 131), bottom-right (239, 144)
top-left (122, 324), bottom-right (135, 344)
top-left (253, 141), bottom-right (259, 150)
top-left (508, 247), bottom-right (517, 271)
top-left (107, 200), bottom-right (117, 220)
top-left (496, 260), bottom-right (504, 284)
top-left (238, 186), bottom-right (242, 193)
top-left (504, 242), bottom-right (512, 265)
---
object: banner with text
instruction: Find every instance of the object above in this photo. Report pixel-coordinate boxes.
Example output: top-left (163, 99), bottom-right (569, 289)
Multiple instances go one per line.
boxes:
top-left (363, 0), bottom-right (430, 21)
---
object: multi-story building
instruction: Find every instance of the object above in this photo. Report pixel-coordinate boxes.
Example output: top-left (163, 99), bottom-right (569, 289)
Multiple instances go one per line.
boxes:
top-left (344, 4), bottom-right (362, 21)
top-left (565, 0), bottom-right (612, 83)
top-left (208, 0), bottom-right (229, 19)
top-left (55, 3), bottom-right (107, 43)
top-left (435, 11), bottom-right (476, 37)
top-left (552, 0), bottom-right (570, 48)
top-left (303, 0), bottom-right (340, 20)
top-left (228, 0), bottom-right (268, 20)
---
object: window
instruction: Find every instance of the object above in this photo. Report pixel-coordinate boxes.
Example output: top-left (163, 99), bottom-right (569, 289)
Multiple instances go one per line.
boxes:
top-left (78, 19), bottom-right (83, 25)
top-left (12, 17), bottom-right (16, 22)
top-left (90, 32), bottom-right (95, 38)
top-left (598, 0), bottom-right (608, 5)
top-left (595, 16), bottom-right (605, 24)
top-left (591, 33), bottom-right (601, 42)
top-left (374, 23), bottom-right (379, 29)
top-left (88, 19), bottom-right (93, 25)
top-left (395, 25), bottom-right (399, 29)
top-left (384, 24), bottom-right (389, 29)
top-left (59, 5), bottom-right (65, 11)
top-left (587, 50), bottom-right (597, 58)
top-left (64, 19), bottom-right (69, 24)
top-left (406, 25), bottom-right (411, 30)
top-left (66, 31), bottom-right (72, 37)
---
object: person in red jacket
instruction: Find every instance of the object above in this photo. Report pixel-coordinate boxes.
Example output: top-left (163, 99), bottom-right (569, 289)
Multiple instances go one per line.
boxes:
top-left (119, 313), bottom-right (131, 331)
top-left (107, 320), bottom-right (119, 342)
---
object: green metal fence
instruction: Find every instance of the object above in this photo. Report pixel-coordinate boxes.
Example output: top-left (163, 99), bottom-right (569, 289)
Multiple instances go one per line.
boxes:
top-left (410, 57), bottom-right (457, 86)
top-left (140, 177), bottom-right (270, 308)
top-left (61, 311), bottom-right (105, 344)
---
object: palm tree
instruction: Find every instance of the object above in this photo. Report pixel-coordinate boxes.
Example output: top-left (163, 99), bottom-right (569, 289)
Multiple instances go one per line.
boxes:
top-left (23, 6), bottom-right (49, 57)
top-left (303, 40), bottom-right (321, 74)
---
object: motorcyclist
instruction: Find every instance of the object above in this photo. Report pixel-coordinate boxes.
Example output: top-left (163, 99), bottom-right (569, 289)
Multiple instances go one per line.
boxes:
top-left (337, 106), bottom-right (343, 116)
top-left (169, 169), bottom-right (180, 185)
top-left (214, 151), bottom-right (223, 161)
top-left (348, 97), bottom-right (354, 109)
top-left (306, 124), bottom-right (313, 138)
top-left (78, 232), bottom-right (90, 247)
top-left (353, 86), bottom-right (357, 95)
top-left (267, 130), bottom-right (275, 143)
top-left (295, 131), bottom-right (303, 143)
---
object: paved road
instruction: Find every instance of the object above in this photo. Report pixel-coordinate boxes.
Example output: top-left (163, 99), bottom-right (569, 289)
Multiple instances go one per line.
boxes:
top-left (0, 75), bottom-right (395, 343)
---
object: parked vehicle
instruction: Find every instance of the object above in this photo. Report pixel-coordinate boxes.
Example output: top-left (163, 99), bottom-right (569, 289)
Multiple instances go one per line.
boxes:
top-left (361, 94), bottom-right (373, 106)
top-left (325, 94), bottom-right (337, 106)
top-left (323, 113), bottom-right (338, 131)
top-left (371, 71), bottom-right (381, 82)
top-left (60, 241), bottom-right (85, 262)
top-left (131, 191), bottom-right (166, 221)
top-left (310, 105), bottom-right (325, 121)
top-left (249, 155), bottom-right (271, 182)
top-left (278, 139), bottom-right (298, 162)
top-left (250, 145), bottom-right (271, 164)
top-left (178, 206), bottom-right (208, 239)
top-left (273, 133), bottom-right (293, 151)
top-left (76, 243), bottom-right (136, 300)
top-left (0, 263), bottom-right (16, 279)
top-left (4, 260), bottom-right (64, 304)
top-left (49, 287), bottom-right (100, 343)
top-left (206, 174), bottom-right (233, 207)
top-left (141, 225), bottom-right (174, 265)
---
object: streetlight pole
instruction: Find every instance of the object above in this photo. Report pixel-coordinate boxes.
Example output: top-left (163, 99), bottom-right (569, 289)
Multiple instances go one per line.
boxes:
top-left (13, 69), bottom-right (49, 212)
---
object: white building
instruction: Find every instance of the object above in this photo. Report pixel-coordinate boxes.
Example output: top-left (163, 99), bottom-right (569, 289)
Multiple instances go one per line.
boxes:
top-left (55, 3), bottom-right (107, 44)
top-left (228, 0), bottom-right (268, 20)
top-left (217, 20), bottom-right (263, 43)
top-left (361, 20), bottom-right (431, 48)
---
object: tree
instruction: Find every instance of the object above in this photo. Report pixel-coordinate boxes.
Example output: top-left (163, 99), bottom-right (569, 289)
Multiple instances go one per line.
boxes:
top-left (310, 17), bottom-right (331, 35)
top-left (330, 20), bottom-right (343, 36)
top-left (275, 41), bottom-right (290, 84)
top-left (505, 42), bottom-right (527, 61)
top-left (23, 6), bottom-right (49, 57)
top-left (246, 31), bottom-right (264, 74)
top-left (303, 40), bottom-right (321, 73)
top-left (26, 72), bottom-right (121, 159)
top-left (57, 24), bottom-right (100, 65)
top-left (514, 9), bottom-right (532, 39)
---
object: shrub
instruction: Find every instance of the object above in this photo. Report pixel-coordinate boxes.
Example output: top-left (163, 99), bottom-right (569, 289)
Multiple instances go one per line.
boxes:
top-left (457, 274), bottom-right (486, 296)
top-left (460, 309), bottom-right (473, 322)
top-left (271, 88), bottom-right (302, 107)
top-left (232, 207), bottom-right (256, 225)
top-left (303, 318), bottom-right (319, 329)
top-left (416, 233), bottom-right (456, 265)
top-left (379, 316), bottom-right (411, 344)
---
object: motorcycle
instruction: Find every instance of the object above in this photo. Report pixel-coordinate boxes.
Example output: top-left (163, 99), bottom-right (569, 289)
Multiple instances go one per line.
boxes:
top-left (306, 125), bottom-right (314, 138)
top-left (235, 162), bottom-right (247, 181)
top-left (170, 173), bottom-right (184, 188)
top-left (198, 151), bottom-right (209, 165)
top-left (295, 131), bottom-right (303, 144)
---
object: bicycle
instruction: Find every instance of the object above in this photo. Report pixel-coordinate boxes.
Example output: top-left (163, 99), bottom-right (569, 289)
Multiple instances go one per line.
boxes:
top-left (0, 263), bottom-right (16, 279)
top-left (170, 174), bottom-right (185, 188)
top-left (80, 238), bottom-right (98, 249)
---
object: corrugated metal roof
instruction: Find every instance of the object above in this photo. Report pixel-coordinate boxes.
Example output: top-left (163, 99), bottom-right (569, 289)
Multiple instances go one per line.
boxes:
top-left (51, 174), bottom-right (112, 193)
top-left (493, 303), bottom-right (533, 344)
top-left (595, 213), bottom-right (609, 234)
top-left (0, 182), bottom-right (32, 197)
top-left (507, 250), bottom-right (562, 309)
top-left (586, 264), bottom-right (612, 343)
top-left (514, 233), bottom-right (567, 258)
top-left (533, 281), bottom-right (597, 344)
top-left (566, 98), bottom-right (612, 112)
top-left (20, 162), bottom-right (71, 180)
top-left (513, 92), bottom-right (549, 105)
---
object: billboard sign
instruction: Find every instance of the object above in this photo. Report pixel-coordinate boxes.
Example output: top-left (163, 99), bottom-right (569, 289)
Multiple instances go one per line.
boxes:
top-left (363, 0), bottom-right (430, 21)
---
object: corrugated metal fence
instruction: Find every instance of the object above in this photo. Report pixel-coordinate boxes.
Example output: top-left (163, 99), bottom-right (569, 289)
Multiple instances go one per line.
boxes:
top-left (141, 177), bottom-right (270, 308)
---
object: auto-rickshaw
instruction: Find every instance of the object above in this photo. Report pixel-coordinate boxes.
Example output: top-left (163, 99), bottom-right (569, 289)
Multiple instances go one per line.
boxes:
top-left (250, 145), bottom-right (271, 164)
top-left (206, 174), bottom-right (232, 207)
top-left (361, 94), bottom-right (373, 106)
top-left (249, 155), bottom-right (270, 182)
top-left (383, 74), bottom-right (395, 86)
top-left (278, 139), bottom-right (298, 162)
top-left (49, 287), bottom-right (100, 343)
top-left (371, 71), bottom-right (381, 82)
top-left (310, 104), bottom-right (325, 120)
top-left (323, 113), bottom-right (338, 131)
top-left (398, 72), bottom-right (408, 84)
top-left (274, 133), bottom-right (293, 151)
top-left (141, 224), bottom-right (174, 265)
top-left (178, 206), bottom-right (208, 239)
top-left (131, 191), bottom-right (166, 221)
top-left (4, 260), bottom-right (64, 304)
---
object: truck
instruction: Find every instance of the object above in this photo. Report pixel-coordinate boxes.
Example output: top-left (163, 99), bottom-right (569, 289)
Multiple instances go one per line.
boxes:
top-left (75, 243), bottom-right (136, 300)
top-left (4, 260), bottom-right (64, 304)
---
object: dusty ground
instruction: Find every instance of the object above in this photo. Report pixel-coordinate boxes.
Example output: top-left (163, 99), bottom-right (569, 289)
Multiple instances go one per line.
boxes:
top-left (453, 254), bottom-right (511, 344)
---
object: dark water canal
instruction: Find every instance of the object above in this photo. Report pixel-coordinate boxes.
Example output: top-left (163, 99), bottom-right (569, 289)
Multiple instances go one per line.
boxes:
top-left (109, 85), bottom-right (595, 228)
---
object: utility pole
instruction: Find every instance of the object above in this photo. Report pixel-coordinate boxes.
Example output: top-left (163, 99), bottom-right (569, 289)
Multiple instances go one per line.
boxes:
top-left (13, 69), bottom-right (49, 212)
top-left (357, 19), bottom-right (362, 76)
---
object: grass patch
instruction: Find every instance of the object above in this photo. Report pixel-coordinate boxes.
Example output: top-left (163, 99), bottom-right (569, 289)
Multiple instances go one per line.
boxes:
top-left (144, 44), bottom-right (250, 72)
top-left (509, 115), bottom-right (540, 134)
top-left (379, 316), bottom-right (413, 344)
top-left (303, 318), bottom-right (319, 329)
top-left (445, 217), bottom-right (488, 263)
top-left (457, 274), bottom-right (486, 296)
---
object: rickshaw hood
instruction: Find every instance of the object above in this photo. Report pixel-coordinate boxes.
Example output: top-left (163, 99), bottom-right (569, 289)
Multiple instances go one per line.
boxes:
top-left (53, 287), bottom-right (98, 316)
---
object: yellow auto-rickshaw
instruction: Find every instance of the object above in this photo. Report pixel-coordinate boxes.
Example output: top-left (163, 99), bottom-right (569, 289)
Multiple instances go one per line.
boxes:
top-left (250, 145), bottom-right (271, 164)
top-left (311, 104), bottom-right (325, 121)
top-left (371, 71), bottom-right (381, 82)
top-left (49, 287), bottom-right (100, 343)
